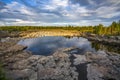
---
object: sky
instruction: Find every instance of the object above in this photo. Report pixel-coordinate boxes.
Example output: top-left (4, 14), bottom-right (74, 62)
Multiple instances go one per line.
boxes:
top-left (0, 0), bottom-right (120, 26)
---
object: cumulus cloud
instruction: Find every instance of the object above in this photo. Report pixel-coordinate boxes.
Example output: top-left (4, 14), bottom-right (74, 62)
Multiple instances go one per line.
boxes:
top-left (0, 0), bottom-right (120, 26)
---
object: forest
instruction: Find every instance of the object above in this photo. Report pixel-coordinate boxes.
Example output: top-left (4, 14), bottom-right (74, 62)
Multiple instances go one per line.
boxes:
top-left (0, 20), bottom-right (120, 36)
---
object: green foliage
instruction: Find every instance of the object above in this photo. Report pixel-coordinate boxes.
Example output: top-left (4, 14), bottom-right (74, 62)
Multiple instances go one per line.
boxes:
top-left (94, 24), bottom-right (104, 35)
top-left (93, 20), bottom-right (120, 35)
top-left (0, 26), bottom-right (94, 32)
top-left (0, 20), bottom-right (120, 36)
top-left (0, 63), bottom-right (8, 80)
top-left (109, 21), bottom-right (120, 35)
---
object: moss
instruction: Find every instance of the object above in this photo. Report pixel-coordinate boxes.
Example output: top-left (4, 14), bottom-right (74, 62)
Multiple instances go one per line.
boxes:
top-left (0, 63), bottom-right (8, 80)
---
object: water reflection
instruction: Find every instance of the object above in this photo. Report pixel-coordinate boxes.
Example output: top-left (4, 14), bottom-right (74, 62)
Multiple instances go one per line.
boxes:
top-left (18, 36), bottom-right (94, 55)
top-left (91, 42), bottom-right (120, 54)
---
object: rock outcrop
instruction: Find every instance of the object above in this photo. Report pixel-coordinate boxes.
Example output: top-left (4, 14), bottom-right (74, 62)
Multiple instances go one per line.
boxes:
top-left (0, 38), bottom-right (120, 80)
top-left (0, 46), bottom-right (120, 80)
top-left (84, 35), bottom-right (120, 46)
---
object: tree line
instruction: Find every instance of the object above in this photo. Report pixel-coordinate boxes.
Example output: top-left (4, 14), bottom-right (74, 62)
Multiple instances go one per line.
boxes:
top-left (0, 20), bottom-right (120, 36)
top-left (93, 20), bottom-right (120, 35)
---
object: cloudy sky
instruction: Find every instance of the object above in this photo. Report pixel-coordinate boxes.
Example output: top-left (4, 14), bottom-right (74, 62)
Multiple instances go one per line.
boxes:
top-left (0, 0), bottom-right (120, 26)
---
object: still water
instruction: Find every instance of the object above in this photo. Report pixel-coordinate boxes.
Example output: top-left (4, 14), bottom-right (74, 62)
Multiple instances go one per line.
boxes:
top-left (18, 36), bottom-right (95, 55)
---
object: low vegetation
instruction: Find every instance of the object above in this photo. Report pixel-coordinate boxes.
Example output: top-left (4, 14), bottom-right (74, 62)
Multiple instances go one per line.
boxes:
top-left (0, 63), bottom-right (8, 80)
top-left (0, 20), bottom-right (120, 36)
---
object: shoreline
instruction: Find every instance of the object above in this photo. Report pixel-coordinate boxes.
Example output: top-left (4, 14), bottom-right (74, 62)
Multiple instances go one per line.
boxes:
top-left (0, 31), bottom-right (120, 80)
top-left (84, 35), bottom-right (120, 46)
top-left (0, 40), bottom-right (120, 80)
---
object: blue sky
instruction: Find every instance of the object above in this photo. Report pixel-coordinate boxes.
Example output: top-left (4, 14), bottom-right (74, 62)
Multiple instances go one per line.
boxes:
top-left (0, 0), bottom-right (120, 26)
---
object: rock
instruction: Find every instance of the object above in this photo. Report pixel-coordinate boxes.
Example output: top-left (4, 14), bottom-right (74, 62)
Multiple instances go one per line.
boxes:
top-left (0, 44), bottom-right (27, 59)
top-left (36, 49), bottom-right (78, 80)
top-left (85, 51), bottom-right (108, 62)
top-left (53, 51), bottom-right (69, 59)
top-left (1, 37), bottom-right (10, 42)
top-left (53, 49), bottom-right (70, 63)
top-left (0, 31), bottom-right (9, 38)
top-left (97, 50), bottom-right (107, 58)
top-left (116, 36), bottom-right (120, 40)
top-left (73, 54), bottom-right (87, 65)
top-left (38, 56), bottom-right (56, 69)
top-left (87, 64), bottom-right (104, 80)
top-left (1, 45), bottom-right (120, 80)
top-left (6, 69), bottom-right (36, 80)
top-left (12, 59), bottom-right (30, 70)
top-left (37, 68), bottom-right (57, 80)
top-left (85, 51), bottom-right (120, 80)
top-left (85, 35), bottom-right (120, 46)
top-left (85, 52), bottom-right (98, 62)
top-left (12, 55), bottom-right (40, 70)
top-left (37, 65), bottom-right (78, 80)
top-left (4, 44), bottom-right (27, 53)
top-left (1, 52), bottom-right (31, 69)
top-left (0, 52), bottom-right (4, 56)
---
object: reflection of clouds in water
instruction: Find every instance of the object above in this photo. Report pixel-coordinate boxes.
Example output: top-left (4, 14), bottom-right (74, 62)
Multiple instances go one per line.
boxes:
top-left (46, 44), bottom-right (57, 48)
top-left (65, 37), bottom-right (90, 47)
top-left (18, 36), bottom-right (94, 55)
top-left (64, 37), bottom-right (93, 53)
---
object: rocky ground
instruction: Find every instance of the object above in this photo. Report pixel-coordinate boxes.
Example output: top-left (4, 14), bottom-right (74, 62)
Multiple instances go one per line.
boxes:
top-left (0, 38), bottom-right (120, 80)
top-left (83, 33), bottom-right (120, 47)
top-left (0, 31), bottom-right (20, 38)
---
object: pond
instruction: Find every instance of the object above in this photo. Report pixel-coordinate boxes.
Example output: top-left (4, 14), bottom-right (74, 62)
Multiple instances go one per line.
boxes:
top-left (18, 36), bottom-right (95, 55)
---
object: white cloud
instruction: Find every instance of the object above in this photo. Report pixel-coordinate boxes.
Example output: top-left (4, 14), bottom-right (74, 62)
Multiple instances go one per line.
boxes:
top-left (43, 0), bottom-right (69, 10)
top-left (106, 0), bottom-right (120, 5)
top-left (95, 6), bottom-right (120, 18)
top-left (0, 0), bottom-right (120, 26)
top-left (88, 0), bottom-right (96, 5)
top-left (0, 2), bottom-right (35, 16)
top-left (38, 0), bottom-right (90, 19)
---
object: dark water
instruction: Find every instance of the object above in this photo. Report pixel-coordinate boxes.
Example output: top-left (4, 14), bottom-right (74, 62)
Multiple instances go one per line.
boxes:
top-left (18, 36), bottom-right (95, 55)
top-left (91, 41), bottom-right (120, 54)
